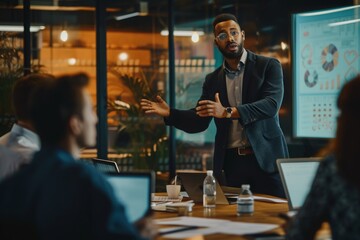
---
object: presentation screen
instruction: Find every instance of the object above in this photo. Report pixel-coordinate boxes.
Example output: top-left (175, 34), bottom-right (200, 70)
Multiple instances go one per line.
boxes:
top-left (292, 5), bottom-right (360, 138)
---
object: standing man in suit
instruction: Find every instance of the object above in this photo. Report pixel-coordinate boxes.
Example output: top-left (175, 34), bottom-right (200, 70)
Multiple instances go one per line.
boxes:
top-left (141, 13), bottom-right (288, 198)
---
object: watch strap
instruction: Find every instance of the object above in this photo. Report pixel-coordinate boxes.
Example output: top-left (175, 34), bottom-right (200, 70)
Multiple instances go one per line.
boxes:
top-left (226, 107), bottom-right (232, 118)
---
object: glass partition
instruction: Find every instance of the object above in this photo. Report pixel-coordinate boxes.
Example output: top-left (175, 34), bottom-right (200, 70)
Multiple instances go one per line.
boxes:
top-left (0, 1), bottom-right (354, 187)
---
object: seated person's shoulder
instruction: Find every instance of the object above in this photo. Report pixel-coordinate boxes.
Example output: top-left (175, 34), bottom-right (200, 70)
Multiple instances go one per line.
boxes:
top-left (58, 159), bottom-right (112, 193)
top-left (320, 154), bottom-right (336, 169)
top-left (69, 159), bottom-right (106, 178)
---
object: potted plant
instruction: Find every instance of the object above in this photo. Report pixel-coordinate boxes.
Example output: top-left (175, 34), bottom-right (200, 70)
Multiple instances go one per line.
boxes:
top-left (0, 32), bottom-right (23, 136)
top-left (108, 69), bottom-right (167, 170)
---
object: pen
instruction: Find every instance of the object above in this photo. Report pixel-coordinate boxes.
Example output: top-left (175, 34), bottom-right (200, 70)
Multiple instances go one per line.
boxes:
top-left (159, 226), bottom-right (199, 235)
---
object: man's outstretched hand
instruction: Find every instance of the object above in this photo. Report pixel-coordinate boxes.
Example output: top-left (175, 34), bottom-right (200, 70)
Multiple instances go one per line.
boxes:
top-left (140, 96), bottom-right (170, 117)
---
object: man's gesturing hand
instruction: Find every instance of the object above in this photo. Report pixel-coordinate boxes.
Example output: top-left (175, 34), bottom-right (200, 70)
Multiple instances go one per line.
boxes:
top-left (196, 93), bottom-right (226, 118)
top-left (140, 95), bottom-right (170, 117)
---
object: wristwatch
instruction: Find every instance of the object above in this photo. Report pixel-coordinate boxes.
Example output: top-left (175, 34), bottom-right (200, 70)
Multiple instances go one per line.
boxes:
top-left (225, 107), bottom-right (232, 118)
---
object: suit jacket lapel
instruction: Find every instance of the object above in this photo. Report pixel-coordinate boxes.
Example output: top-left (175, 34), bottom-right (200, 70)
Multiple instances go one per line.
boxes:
top-left (217, 68), bottom-right (230, 106)
top-left (242, 51), bottom-right (255, 104)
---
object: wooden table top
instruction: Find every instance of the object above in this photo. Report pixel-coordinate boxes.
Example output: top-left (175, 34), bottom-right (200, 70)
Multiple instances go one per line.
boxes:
top-left (154, 196), bottom-right (288, 240)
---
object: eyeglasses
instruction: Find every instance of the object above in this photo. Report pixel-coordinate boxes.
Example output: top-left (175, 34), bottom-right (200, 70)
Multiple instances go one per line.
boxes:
top-left (216, 30), bottom-right (240, 41)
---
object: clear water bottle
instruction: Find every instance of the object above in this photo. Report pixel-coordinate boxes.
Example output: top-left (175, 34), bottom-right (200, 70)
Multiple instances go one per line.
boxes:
top-left (203, 170), bottom-right (216, 208)
top-left (237, 184), bottom-right (254, 216)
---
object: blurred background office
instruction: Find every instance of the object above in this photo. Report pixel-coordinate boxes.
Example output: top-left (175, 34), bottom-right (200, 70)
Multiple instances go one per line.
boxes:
top-left (0, 0), bottom-right (357, 188)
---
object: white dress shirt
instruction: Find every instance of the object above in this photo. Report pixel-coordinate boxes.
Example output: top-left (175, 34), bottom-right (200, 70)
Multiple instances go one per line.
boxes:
top-left (0, 123), bottom-right (40, 180)
top-left (224, 49), bottom-right (250, 148)
top-left (0, 146), bottom-right (21, 181)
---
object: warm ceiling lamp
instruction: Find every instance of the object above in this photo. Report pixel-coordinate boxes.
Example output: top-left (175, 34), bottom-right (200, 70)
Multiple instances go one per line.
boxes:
top-left (118, 52), bottom-right (129, 61)
top-left (191, 32), bottom-right (200, 43)
top-left (0, 25), bottom-right (45, 32)
top-left (160, 30), bottom-right (205, 37)
top-left (114, 1), bottom-right (148, 21)
top-left (60, 30), bottom-right (68, 42)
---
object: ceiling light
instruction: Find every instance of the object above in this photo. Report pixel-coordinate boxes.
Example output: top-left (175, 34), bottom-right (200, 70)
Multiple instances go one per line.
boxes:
top-left (0, 25), bottom-right (45, 32)
top-left (281, 42), bottom-right (288, 50)
top-left (161, 30), bottom-right (205, 37)
top-left (60, 30), bottom-right (68, 42)
top-left (114, 1), bottom-right (148, 21)
top-left (67, 58), bottom-right (77, 66)
top-left (191, 32), bottom-right (200, 43)
top-left (115, 12), bottom-right (141, 21)
top-left (118, 52), bottom-right (128, 61)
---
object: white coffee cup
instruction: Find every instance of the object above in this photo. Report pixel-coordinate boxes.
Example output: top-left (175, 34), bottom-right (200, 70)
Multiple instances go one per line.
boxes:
top-left (166, 185), bottom-right (181, 199)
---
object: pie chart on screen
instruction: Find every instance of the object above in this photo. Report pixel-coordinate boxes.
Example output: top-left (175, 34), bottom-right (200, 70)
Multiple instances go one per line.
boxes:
top-left (321, 44), bottom-right (339, 72)
top-left (304, 69), bottom-right (319, 88)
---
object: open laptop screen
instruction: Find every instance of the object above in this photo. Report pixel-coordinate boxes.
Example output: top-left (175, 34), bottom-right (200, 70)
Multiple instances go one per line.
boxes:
top-left (177, 171), bottom-right (232, 204)
top-left (105, 172), bottom-right (153, 223)
top-left (92, 158), bottom-right (119, 173)
top-left (277, 158), bottom-right (321, 210)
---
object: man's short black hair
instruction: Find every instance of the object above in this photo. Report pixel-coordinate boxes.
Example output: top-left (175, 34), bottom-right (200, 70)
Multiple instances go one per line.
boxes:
top-left (30, 73), bottom-right (89, 146)
top-left (12, 73), bottom-right (54, 121)
top-left (212, 13), bottom-right (239, 32)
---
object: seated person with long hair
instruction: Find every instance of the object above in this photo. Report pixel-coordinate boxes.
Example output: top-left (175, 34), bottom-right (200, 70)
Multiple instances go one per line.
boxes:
top-left (286, 75), bottom-right (360, 239)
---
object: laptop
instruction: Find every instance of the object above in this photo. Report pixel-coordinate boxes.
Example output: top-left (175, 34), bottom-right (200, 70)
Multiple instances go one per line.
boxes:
top-left (276, 158), bottom-right (321, 211)
top-left (105, 171), bottom-right (154, 222)
top-left (177, 171), bottom-right (238, 205)
top-left (92, 158), bottom-right (119, 173)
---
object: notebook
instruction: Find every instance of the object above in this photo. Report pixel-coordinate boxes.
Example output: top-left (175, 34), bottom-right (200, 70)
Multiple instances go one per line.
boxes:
top-left (92, 158), bottom-right (119, 173)
top-left (276, 158), bottom-right (321, 211)
top-left (177, 171), bottom-right (238, 205)
top-left (105, 171), bottom-right (154, 222)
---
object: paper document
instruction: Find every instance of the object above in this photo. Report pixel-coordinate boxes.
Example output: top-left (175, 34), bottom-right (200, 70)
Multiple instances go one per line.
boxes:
top-left (156, 216), bottom-right (279, 239)
top-left (152, 201), bottom-right (194, 212)
top-left (215, 221), bottom-right (278, 235)
top-left (159, 226), bottom-right (199, 235)
top-left (162, 227), bottom-right (219, 239)
top-left (152, 195), bottom-right (183, 202)
top-left (156, 216), bottom-right (229, 227)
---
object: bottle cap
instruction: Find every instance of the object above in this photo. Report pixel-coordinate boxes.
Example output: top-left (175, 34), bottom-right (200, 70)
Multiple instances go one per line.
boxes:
top-left (206, 170), bottom-right (213, 176)
top-left (241, 184), bottom-right (250, 189)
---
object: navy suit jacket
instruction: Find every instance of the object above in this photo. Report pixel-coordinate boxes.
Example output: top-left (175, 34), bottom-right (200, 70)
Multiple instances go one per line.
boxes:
top-left (165, 50), bottom-right (289, 180)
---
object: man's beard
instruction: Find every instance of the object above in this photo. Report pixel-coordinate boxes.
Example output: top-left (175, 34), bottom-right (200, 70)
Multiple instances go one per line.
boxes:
top-left (218, 42), bottom-right (243, 59)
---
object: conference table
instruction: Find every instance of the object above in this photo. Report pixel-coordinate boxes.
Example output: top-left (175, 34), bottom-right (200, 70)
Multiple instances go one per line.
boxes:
top-left (153, 195), bottom-right (330, 240)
